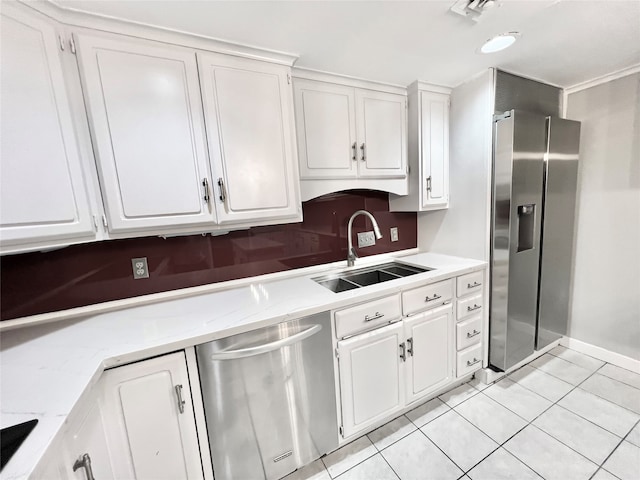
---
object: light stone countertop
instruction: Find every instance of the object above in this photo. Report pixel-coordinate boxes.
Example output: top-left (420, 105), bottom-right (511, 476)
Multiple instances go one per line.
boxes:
top-left (0, 251), bottom-right (486, 479)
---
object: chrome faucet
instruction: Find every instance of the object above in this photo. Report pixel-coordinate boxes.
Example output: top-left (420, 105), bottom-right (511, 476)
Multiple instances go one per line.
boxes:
top-left (347, 210), bottom-right (383, 267)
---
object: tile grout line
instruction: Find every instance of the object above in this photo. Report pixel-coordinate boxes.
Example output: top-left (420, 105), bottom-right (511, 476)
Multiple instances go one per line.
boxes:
top-left (592, 417), bottom-right (640, 479)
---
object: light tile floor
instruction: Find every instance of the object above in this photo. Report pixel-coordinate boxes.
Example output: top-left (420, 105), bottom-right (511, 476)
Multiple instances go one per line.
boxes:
top-left (284, 346), bottom-right (640, 480)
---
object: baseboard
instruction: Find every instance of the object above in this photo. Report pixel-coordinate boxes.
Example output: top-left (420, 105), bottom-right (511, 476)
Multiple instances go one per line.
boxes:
top-left (560, 337), bottom-right (640, 373)
top-left (477, 338), bottom-right (562, 384)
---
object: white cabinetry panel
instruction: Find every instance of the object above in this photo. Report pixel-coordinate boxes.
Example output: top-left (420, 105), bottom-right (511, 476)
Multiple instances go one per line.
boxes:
top-left (0, 7), bottom-right (94, 250)
top-left (421, 91), bottom-right (450, 209)
top-left (294, 79), bottom-right (357, 179)
top-left (355, 89), bottom-right (406, 177)
top-left (198, 53), bottom-right (300, 224)
top-left (405, 304), bottom-right (453, 404)
top-left (75, 32), bottom-right (213, 233)
top-left (100, 352), bottom-right (203, 480)
top-left (338, 322), bottom-right (404, 438)
top-left (64, 402), bottom-right (115, 480)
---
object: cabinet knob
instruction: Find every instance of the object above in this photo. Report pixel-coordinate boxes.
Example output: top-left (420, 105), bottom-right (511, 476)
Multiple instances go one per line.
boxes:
top-left (72, 453), bottom-right (95, 480)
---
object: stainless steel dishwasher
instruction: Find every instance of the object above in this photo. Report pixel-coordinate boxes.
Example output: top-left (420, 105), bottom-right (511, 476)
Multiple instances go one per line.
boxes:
top-left (196, 312), bottom-right (338, 480)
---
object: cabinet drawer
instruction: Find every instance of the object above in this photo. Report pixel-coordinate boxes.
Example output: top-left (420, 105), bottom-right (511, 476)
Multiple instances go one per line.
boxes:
top-left (456, 293), bottom-right (483, 321)
top-left (456, 315), bottom-right (482, 351)
top-left (402, 279), bottom-right (453, 316)
top-left (457, 271), bottom-right (484, 298)
top-left (457, 344), bottom-right (482, 377)
top-left (335, 295), bottom-right (401, 339)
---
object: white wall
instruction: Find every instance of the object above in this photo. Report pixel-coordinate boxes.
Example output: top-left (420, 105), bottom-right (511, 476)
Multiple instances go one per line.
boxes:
top-left (417, 69), bottom-right (493, 261)
top-left (566, 72), bottom-right (640, 360)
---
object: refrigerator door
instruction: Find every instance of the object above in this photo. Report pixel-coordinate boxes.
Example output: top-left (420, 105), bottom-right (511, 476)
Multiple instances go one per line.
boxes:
top-left (490, 110), bottom-right (546, 371)
top-left (536, 117), bottom-right (581, 349)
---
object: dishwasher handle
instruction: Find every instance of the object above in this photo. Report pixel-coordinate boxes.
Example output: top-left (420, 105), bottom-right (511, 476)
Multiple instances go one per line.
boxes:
top-left (209, 324), bottom-right (322, 360)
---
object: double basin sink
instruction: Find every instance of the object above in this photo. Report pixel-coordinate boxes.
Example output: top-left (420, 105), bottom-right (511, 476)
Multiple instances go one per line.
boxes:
top-left (313, 262), bottom-right (433, 293)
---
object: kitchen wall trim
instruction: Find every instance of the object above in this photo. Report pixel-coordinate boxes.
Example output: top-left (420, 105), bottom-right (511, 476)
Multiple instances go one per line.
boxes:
top-left (21, 0), bottom-right (299, 66)
top-left (0, 249), bottom-right (419, 332)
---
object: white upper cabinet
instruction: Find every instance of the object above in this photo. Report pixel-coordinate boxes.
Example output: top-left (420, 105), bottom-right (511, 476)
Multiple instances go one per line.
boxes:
top-left (293, 73), bottom-right (408, 201)
top-left (294, 81), bottom-right (357, 179)
top-left (0, 5), bottom-right (95, 253)
top-left (74, 32), bottom-right (214, 234)
top-left (390, 82), bottom-right (450, 212)
top-left (197, 53), bottom-right (301, 224)
top-left (355, 89), bottom-right (406, 178)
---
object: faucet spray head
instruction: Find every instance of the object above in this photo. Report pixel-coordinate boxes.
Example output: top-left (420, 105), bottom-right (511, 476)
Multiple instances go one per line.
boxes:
top-left (373, 223), bottom-right (383, 240)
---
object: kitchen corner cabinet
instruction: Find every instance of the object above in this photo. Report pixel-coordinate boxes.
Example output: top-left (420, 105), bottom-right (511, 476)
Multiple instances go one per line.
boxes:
top-left (74, 32), bottom-right (214, 234)
top-left (100, 352), bottom-right (204, 479)
top-left (390, 83), bottom-right (451, 212)
top-left (338, 322), bottom-right (405, 438)
top-left (0, 5), bottom-right (96, 253)
top-left (197, 52), bottom-right (301, 224)
top-left (293, 75), bottom-right (408, 200)
top-left (63, 402), bottom-right (115, 480)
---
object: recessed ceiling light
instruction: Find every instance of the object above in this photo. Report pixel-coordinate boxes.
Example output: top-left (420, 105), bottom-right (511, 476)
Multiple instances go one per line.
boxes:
top-left (480, 32), bottom-right (520, 54)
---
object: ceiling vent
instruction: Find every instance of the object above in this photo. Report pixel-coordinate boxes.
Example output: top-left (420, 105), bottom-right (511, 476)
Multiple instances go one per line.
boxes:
top-left (450, 0), bottom-right (500, 22)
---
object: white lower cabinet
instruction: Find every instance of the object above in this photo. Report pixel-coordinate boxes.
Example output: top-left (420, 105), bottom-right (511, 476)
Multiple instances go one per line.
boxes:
top-left (100, 352), bottom-right (204, 480)
top-left (63, 402), bottom-right (115, 480)
top-left (405, 304), bottom-right (454, 404)
top-left (338, 322), bottom-right (405, 438)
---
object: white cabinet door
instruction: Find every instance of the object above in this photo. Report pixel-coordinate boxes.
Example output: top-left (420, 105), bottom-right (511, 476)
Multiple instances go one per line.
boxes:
top-left (293, 79), bottom-right (357, 179)
top-left (74, 32), bottom-right (213, 233)
top-left (64, 402), bottom-right (115, 480)
top-left (355, 89), bottom-right (407, 178)
top-left (0, 6), bottom-right (94, 251)
top-left (198, 52), bottom-right (301, 224)
top-left (338, 322), bottom-right (404, 438)
top-left (404, 304), bottom-right (453, 404)
top-left (421, 91), bottom-right (449, 209)
top-left (100, 352), bottom-right (204, 480)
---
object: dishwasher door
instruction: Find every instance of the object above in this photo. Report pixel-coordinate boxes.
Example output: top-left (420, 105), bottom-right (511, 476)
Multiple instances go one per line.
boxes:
top-left (196, 312), bottom-right (338, 480)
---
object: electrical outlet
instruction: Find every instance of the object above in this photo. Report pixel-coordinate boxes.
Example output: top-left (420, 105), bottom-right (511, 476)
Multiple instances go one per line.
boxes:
top-left (357, 231), bottom-right (376, 248)
top-left (131, 257), bottom-right (149, 279)
top-left (390, 227), bottom-right (399, 242)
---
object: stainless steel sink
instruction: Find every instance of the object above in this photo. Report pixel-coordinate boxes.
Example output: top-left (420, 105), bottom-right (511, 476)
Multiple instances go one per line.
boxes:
top-left (313, 262), bottom-right (432, 293)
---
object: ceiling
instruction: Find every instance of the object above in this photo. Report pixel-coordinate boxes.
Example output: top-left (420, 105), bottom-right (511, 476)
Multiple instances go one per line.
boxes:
top-left (54, 0), bottom-right (640, 89)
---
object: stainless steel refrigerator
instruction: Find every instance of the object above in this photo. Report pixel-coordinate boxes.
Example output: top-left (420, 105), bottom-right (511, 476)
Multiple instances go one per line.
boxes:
top-left (489, 109), bottom-right (581, 372)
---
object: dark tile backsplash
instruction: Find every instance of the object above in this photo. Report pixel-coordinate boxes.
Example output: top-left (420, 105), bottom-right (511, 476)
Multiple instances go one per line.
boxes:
top-left (1, 191), bottom-right (417, 321)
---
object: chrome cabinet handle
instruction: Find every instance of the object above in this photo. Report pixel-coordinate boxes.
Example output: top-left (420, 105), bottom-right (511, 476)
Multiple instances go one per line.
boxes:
top-left (352, 142), bottom-right (357, 161)
top-left (399, 342), bottom-right (406, 362)
top-left (202, 178), bottom-right (210, 205)
top-left (72, 453), bottom-right (95, 480)
top-left (425, 294), bottom-right (442, 302)
top-left (364, 312), bottom-right (384, 322)
top-left (175, 384), bottom-right (186, 414)
top-left (467, 358), bottom-right (481, 367)
top-left (467, 330), bottom-right (481, 338)
top-left (407, 337), bottom-right (414, 357)
top-left (426, 176), bottom-right (432, 192)
top-left (467, 304), bottom-right (481, 312)
top-left (217, 177), bottom-right (227, 203)
top-left (360, 143), bottom-right (366, 161)
top-left (467, 281), bottom-right (482, 289)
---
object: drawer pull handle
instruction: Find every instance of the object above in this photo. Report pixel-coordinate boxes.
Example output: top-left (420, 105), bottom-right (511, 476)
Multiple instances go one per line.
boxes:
top-left (407, 337), bottom-right (414, 357)
top-left (467, 304), bottom-right (481, 312)
top-left (425, 294), bottom-right (442, 303)
top-left (399, 342), bottom-right (406, 362)
top-left (467, 358), bottom-right (481, 367)
top-left (467, 281), bottom-right (482, 289)
top-left (364, 312), bottom-right (384, 322)
top-left (466, 330), bottom-right (481, 338)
